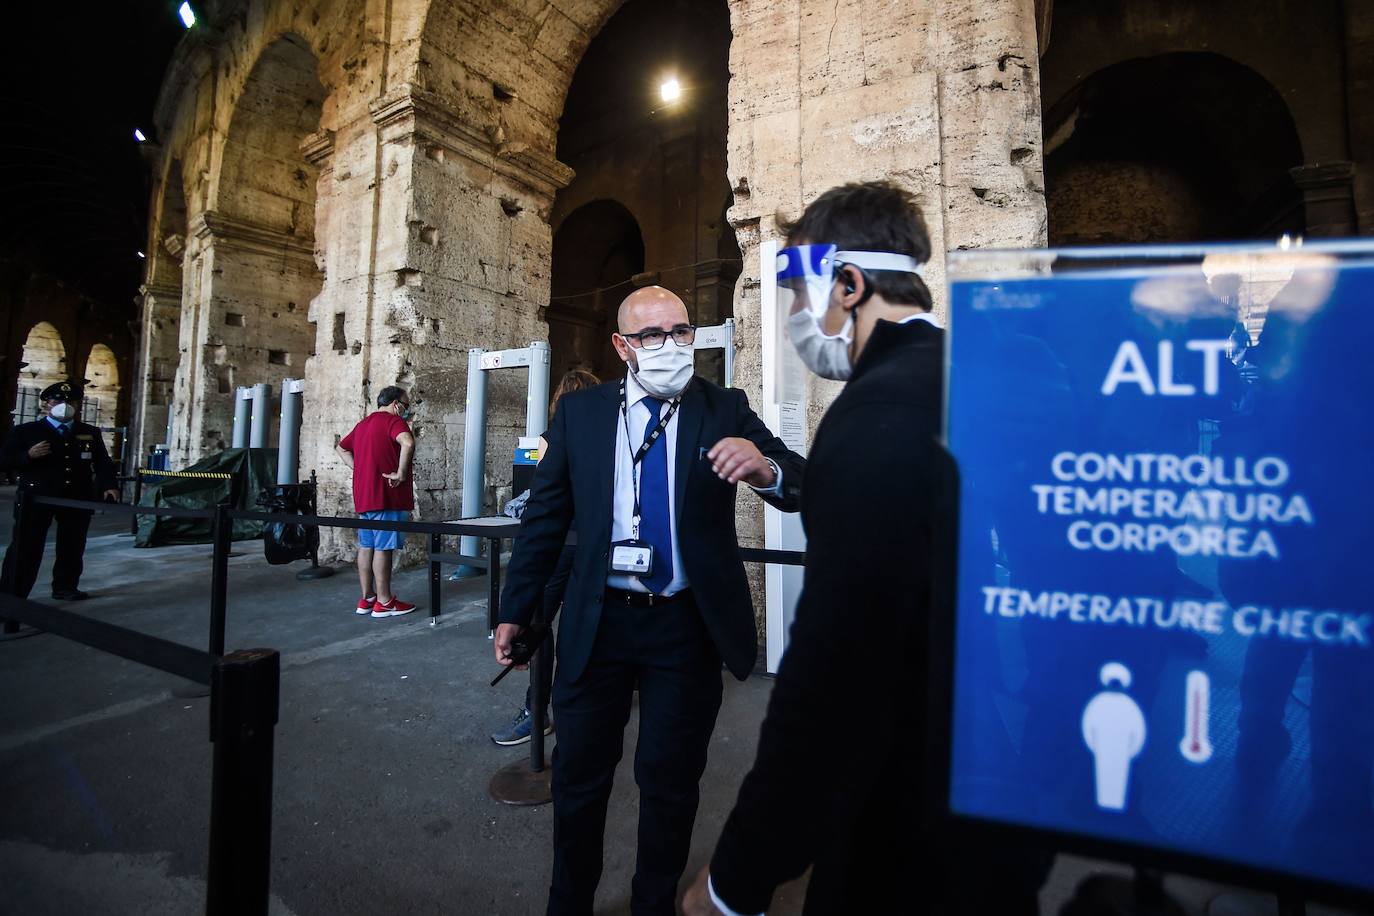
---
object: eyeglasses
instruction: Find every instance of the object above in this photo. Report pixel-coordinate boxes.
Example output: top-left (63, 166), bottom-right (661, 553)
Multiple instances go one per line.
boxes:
top-left (621, 325), bottom-right (697, 350)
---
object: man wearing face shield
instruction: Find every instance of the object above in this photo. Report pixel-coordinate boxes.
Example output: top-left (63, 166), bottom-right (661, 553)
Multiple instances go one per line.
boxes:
top-left (682, 181), bottom-right (1048, 914)
top-left (0, 381), bottom-right (118, 601)
top-left (496, 285), bottom-right (805, 915)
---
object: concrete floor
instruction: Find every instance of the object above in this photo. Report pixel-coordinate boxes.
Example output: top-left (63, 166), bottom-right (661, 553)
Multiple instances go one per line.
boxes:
top-left (0, 488), bottom-right (1366, 915)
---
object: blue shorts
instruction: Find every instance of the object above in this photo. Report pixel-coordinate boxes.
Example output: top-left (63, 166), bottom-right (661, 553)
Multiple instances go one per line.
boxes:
top-left (359, 510), bottom-right (408, 550)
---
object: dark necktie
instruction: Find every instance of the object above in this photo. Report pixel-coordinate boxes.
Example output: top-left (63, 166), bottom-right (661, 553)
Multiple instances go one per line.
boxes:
top-left (638, 397), bottom-right (674, 595)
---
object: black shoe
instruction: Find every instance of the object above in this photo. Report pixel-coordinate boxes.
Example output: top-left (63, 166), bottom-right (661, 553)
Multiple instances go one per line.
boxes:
top-left (51, 589), bottom-right (89, 600)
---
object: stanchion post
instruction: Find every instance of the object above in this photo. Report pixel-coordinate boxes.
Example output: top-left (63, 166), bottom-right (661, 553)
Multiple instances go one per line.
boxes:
top-left (294, 471), bottom-right (334, 581)
top-left (130, 468), bottom-right (143, 537)
top-left (2, 488), bottom-right (30, 634)
top-left (206, 648), bottom-right (280, 916)
top-left (487, 535), bottom-right (502, 633)
top-left (429, 532), bottom-right (441, 626)
top-left (209, 503), bottom-right (232, 658)
top-left (529, 603), bottom-right (550, 773)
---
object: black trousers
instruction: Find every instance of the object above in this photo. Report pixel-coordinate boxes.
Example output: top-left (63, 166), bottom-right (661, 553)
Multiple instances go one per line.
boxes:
top-left (0, 500), bottom-right (93, 598)
top-left (547, 590), bottom-right (723, 916)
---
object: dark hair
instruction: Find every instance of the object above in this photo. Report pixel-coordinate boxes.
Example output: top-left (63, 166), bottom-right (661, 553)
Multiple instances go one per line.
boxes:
top-left (550, 369), bottom-right (600, 420)
top-left (377, 386), bottom-right (408, 408)
top-left (779, 180), bottom-right (933, 309)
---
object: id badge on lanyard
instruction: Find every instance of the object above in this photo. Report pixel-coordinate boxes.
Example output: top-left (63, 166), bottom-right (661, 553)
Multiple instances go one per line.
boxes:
top-left (607, 382), bottom-right (679, 579)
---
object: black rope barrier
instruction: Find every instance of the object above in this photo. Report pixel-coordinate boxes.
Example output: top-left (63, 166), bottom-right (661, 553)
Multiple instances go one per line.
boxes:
top-left (226, 508), bottom-right (520, 539)
top-left (0, 594), bottom-right (212, 684)
top-left (739, 547), bottom-right (806, 565)
top-left (32, 494), bottom-right (215, 519)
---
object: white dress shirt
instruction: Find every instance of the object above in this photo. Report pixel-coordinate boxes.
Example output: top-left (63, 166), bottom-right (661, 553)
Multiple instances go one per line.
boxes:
top-left (607, 370), bottom-right (690, 596)
top-left (606, 372), bottom-right (783, 597)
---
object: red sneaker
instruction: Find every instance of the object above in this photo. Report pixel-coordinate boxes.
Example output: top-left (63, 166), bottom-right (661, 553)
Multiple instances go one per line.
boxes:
top-left (371, 596), bottom-right (417, 618)
top-left (356, 596), bottom-right (376, 615)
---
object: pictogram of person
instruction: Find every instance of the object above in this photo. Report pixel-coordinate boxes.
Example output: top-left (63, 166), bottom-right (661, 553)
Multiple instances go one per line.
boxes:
top-left (1082, 662), bottom-right (1147, 811)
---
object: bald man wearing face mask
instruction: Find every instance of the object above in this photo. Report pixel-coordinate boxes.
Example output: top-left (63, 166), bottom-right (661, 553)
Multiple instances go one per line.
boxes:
top-left (496, 286), bottom-right (805, 915)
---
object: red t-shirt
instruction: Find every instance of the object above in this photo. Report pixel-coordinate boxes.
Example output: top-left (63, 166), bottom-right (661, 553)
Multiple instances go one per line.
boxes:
top-left (339, 411), bottom-right (414, 513)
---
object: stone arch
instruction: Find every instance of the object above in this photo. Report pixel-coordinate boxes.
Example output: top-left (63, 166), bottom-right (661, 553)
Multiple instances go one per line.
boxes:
top-left (413, 1), bottom-right (627, 160)
top-left (13, 322), bottom-right (68, 424)
top-left (82, 344), bottom-right (120, 429)
top-left (171, 33), bottom-right (327, 460)
top-left (548, 199), bottom-right (645, 379)
top-left (1043, 53), bottom-right (1304, 244)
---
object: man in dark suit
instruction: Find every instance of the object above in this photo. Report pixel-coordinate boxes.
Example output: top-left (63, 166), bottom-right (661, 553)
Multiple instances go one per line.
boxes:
top-left (1, 380), bottom-right (119, 600)
top-left (683, 181), bottom-right (1049, 914)
top-left (496, 285), bottom-right (805, 915)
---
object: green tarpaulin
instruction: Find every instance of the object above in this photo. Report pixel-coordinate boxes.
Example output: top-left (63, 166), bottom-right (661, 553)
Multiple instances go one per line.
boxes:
top-left (135, 448), bottom-right (277, 547)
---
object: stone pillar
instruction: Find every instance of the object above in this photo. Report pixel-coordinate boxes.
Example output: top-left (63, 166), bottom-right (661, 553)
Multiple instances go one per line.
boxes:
top-left (725, 0), bottom-right (1047, 628)
top-left (169, 211), bottom-right (320, 467)
top-left (1345, 1), bottom-right (1374, 234)
top-left (296, 86), bottom-right (573, 561)
top-left (1290, 162), bottom-right (1358, 238)
top-left (131, 281), bottom-right (182, 466)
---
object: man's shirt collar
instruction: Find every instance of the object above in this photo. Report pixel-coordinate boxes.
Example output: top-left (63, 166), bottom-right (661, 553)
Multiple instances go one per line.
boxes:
top-left (623, 367), bottom-right (651, 409)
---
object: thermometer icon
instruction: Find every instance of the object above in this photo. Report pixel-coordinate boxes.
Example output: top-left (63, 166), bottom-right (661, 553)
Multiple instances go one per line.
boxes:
top-left (1180, 670), bottom-right (1213, 764)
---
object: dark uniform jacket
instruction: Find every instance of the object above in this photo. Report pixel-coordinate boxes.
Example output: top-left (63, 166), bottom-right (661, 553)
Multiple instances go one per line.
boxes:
top-left (499, 377), bottom-right (805, 684)
top-left (708, 318), bottom-right (1050, 914)
top-left (710, 318), bottom-right (947, 913)
top-left (1, 419), bottom-right (118, 501)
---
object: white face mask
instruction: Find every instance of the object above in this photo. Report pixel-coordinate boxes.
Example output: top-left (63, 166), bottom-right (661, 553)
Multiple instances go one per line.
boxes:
top-left (628, 340), bottom-right (694, 398)
top-left (50, 402), bottom-right (76, 422)
top-left (787, 305), bottom-right (854, 381)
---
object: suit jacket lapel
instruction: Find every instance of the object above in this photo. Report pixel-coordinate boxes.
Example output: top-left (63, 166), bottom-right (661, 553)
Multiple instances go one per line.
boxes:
top-left (674, 381), bottom-right (704, 511)
top-left (594, 384), bottom-right (621, 533)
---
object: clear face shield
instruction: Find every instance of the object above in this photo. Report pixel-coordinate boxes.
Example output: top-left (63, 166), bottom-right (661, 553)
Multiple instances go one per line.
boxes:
top-left (775, 244), bottom-right (925, 383)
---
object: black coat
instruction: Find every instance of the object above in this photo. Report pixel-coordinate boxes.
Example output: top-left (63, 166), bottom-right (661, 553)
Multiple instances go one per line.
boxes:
top-left (1, 419), bottom-right (117, 500)
top-left (499, 377), bottom-right (805, 684)
top-left (710, 318), bottom-right (951, 913)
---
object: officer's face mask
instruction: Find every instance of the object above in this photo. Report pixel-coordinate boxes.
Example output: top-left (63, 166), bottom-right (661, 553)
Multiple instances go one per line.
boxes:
top-left (776, 244), bottom-right (926, 381)
top-left (49, 401), bottom-right (76, 422)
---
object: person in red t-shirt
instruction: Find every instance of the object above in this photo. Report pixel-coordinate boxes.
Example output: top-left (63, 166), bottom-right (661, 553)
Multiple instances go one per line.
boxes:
top-left (336, 386), bottom-right (418, 618)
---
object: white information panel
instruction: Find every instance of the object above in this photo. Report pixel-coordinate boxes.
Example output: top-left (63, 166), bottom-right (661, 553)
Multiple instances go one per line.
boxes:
top-left (759, 239), bottom-right (808, 673)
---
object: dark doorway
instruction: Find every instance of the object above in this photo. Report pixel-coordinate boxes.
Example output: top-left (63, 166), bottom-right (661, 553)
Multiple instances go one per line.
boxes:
top-left (1042, 52), bottom-right (1304, 245)
top-left (549, 0), bottom-right (736, 385)
top-left (547, 200), bottom-right (645, 380)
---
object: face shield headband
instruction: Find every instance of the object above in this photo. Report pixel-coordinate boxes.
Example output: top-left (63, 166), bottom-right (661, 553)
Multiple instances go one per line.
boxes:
top-left (775, 244), bottom-right (926, 332)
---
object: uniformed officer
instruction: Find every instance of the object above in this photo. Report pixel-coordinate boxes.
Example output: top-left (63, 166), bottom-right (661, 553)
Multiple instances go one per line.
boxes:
top-left (0, 381), bottom-right (118, 600)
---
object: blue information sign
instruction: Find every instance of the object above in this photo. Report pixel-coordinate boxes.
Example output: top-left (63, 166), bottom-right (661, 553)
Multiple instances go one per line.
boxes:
top-left (945, 243), bottom-right (1374, 898)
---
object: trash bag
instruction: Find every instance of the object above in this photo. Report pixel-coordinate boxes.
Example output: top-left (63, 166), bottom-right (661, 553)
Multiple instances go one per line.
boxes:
top-left (259, 483), bottom-right (318, 565)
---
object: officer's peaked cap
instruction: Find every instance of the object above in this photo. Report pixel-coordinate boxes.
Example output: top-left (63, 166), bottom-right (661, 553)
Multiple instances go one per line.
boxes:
top-left (39, 381), bottom-right (83, 402)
